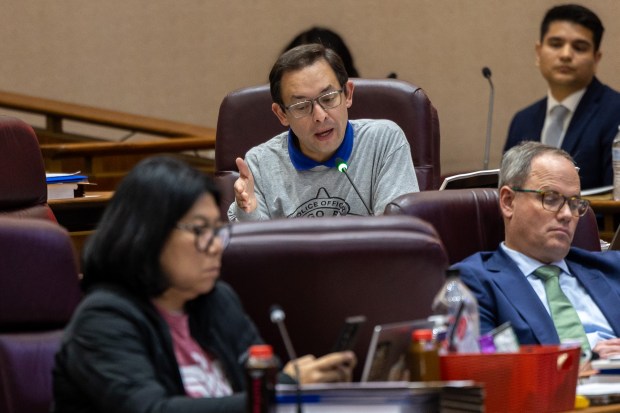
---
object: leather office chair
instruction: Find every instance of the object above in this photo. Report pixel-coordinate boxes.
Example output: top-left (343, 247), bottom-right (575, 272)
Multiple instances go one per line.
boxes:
top-left (0, 116), bottom-right (56, 222)
top-left (0, 217), bottom-right (81, 413)
top-left (214, 78), bottom-right (441, 217)
top-left (384, 188), bottom-right (601, 264)
top-left (220, 215), bottom-right (449, 379)
top-left (610, 225), bottom-right (620, 251)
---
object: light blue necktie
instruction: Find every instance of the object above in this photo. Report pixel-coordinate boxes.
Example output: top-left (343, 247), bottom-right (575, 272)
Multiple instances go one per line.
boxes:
top-left (533, 265), bottom-right (590, 353)
top-left (543, 105), bottom-right (569, 148)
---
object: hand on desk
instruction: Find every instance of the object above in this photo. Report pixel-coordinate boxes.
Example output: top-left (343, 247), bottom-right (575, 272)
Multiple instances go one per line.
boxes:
top-left (594, 338), bottom-right (620, 359)
top-left (579, 360), bottom-right (598, 378)
top-left (234, 157), bottom-right (257, 213)
top-left (283, 351), bottom-right (357, 384)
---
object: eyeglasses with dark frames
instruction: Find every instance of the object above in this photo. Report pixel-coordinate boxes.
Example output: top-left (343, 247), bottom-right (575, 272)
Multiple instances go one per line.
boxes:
top-left (511, 187), bottom-right (590, 217)
top-left (175, 222), bottom-right (231, 252)
top-left (284, 89), bottom-right (344, 119)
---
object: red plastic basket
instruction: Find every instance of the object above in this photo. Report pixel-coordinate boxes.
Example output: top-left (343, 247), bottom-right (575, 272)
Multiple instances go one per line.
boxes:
top-left (440, 345), bottom-right (580, 412)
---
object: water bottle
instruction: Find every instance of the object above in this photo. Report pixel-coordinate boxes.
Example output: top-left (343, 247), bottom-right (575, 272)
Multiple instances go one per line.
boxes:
top-left (432, 269), bottom-right (480, 353)
top-left (245, 344), bottom-right (278, 413)
top-left (613, 125), bottom-right (620, 200)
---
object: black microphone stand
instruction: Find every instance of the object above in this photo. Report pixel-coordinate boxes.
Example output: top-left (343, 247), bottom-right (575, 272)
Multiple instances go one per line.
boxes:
top-left (335, 158), bottom-right (374, 215)
top-left (270, 305), bottom-right (303, 413)
top-left (482, 67), bottom-right (494, 170)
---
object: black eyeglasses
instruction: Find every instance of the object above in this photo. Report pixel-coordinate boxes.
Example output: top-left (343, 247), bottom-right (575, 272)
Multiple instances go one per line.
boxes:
top-left (511, 188), bottom-right (590, 217)
top-left (284, 89), bottom-right (343, 119)
top-left (175, 222), bottom-right (231, 252)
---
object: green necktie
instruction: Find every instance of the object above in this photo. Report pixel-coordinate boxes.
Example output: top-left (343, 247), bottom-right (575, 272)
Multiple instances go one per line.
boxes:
top-left (533, 265), bottom-right (590, 353)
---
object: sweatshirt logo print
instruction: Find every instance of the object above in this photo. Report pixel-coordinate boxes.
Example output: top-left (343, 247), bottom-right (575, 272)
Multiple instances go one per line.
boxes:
top-left (288, 188), bottom-right (351, 218)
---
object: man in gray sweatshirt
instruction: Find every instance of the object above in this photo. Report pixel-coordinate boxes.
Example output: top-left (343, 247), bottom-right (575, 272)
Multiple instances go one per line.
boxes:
top-left (229, 44), bottom-right (419, 222)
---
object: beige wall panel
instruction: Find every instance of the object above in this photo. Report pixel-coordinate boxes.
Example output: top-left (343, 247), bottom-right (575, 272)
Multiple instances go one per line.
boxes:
top-left (0, 0), bottom-right (618, 174)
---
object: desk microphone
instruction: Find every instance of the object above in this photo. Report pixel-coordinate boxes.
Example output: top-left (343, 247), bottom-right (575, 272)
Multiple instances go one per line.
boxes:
top-left (335, 157), bottom-right (374, 215)
top-left (270, 305), bottom-right (303, 413)
top-left (482, 66), bottom-right (495, 170)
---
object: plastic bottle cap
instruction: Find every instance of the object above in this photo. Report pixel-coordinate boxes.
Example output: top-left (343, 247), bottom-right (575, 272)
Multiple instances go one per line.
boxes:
top-left (412, 329), bottom-right (434, 341)
top-left (249, 344), bottom-right (274, 358)
top-left (575, 395), bottom-right (590, 409)
top-left (479, 334), bottom-right (496, 353)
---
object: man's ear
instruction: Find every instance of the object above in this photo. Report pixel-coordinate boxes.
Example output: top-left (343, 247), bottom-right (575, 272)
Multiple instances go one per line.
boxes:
top-left (344, 81), bottom-right (354, 109)
top-left (535, 42), bottom-right (541, 67)
top-left (499, 186), bottom-right (515, 220)
top-left (272, 103), bottom-right (290, 127)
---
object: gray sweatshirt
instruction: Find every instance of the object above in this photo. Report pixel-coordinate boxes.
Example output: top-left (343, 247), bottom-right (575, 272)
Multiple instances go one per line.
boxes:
top-left (228, 119), bottom-right (419, 221)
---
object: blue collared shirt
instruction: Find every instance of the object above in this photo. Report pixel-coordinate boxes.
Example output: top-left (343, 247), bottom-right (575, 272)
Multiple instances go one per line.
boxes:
top-left (288, 121), bottom-right (354, 170)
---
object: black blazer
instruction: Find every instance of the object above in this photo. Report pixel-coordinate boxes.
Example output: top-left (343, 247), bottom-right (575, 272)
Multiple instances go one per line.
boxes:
top-left (53, 282), bottom-right (262, 413)
top-left (504, 77), bottom-right (620, 190)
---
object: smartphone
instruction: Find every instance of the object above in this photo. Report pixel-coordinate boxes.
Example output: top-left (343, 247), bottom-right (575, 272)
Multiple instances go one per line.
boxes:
top-left (331, 315), bottom-right (366, 352)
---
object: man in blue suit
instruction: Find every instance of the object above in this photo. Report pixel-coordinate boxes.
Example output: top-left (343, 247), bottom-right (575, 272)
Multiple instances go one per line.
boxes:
top-left (504, 4), bottom-right (620, 190)
top-left (454, 141), bottom-right (620, 360)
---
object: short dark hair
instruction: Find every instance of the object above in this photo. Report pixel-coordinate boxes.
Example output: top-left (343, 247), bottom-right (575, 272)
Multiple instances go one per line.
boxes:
top-left (269, 43), bottom-right (349, 106)
top-left (81, 156), bottom-right (220, 298)
top-left (541, 4), bottom-right (604, 51)
top-left (499, 141), bottom-right (576, 189)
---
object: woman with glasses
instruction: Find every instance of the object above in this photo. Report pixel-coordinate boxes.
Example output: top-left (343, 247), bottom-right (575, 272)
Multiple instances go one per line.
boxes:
top-left (53, 156), bottom-right (355, 412)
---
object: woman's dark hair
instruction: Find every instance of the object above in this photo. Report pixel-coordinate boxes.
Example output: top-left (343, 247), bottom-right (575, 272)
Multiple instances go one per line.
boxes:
top-left (269, 43), bottom-right (349, 107)
top-left (81, 156), bottom-right (220, 298)
top-left (284, 27), bottom-right (359, 78)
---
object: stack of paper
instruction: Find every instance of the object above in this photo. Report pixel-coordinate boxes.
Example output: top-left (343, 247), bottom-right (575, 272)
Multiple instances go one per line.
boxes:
top-left (577, 358), bottom-right (620, 406)
top-left (45, 172), bottom-right (90, 200)
top-left (276, 381), bottom-right (482, 413)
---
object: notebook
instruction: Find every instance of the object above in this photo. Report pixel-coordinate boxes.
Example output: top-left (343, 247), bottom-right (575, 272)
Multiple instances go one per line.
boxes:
top-left (439, 169), bottom-right (499, 190)
top-left (360, 319), bottom-right (434, 382)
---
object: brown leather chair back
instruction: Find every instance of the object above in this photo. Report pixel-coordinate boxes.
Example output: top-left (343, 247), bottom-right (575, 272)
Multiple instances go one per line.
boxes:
top-left (610, 225), bottom-right (620, 251)
top-left (0, 217), bottom-right (81, 413)
top-left (0, 116), bottom-right (55, 222)
top-left (214, 79), bottom-right (441, 217)
top-left (384, 188), bottom-right (601, 264)
top-left (220, 215), bottom-right (449, 379)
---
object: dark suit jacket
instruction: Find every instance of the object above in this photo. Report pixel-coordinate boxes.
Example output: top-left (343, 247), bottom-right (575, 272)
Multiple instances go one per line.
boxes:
top-left (504, 77), bottom-right (620, 190)
top-left (453, 247), bottom-right (620, 345)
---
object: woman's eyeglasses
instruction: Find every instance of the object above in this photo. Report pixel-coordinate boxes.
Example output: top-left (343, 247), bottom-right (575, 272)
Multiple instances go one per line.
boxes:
top-left (175, 223), bottom-right (231, 252)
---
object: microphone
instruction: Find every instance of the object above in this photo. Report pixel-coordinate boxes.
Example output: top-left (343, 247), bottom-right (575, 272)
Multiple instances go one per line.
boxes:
top-left (270, 305), bottom-right (302, 413)
top-left (335, 157), bottom-right (374, 215)
top-left (269, 305), bottom-right (298, 362)
top-left (482, 66), bottom-right (495, 170)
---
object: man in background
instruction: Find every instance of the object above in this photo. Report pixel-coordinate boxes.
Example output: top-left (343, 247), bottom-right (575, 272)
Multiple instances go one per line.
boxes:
top-left (504, 4), bottom-right (620, 190)
top-left (228, 44), bottom-right (418, 221)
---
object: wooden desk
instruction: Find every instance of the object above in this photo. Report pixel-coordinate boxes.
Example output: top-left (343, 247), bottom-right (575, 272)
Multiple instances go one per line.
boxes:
top-left (585, 193), bottom-right (620, 242)
top-left (49, 191), bottom-right (113, 232)
top-left (40, 137), bottom-right (215, 189)
top-left (567, 403), bottom-right (620, 412)
top-left (0, 89), bottom-right (215, 142)
top-left (49, 191), bottom-right (113, 257)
